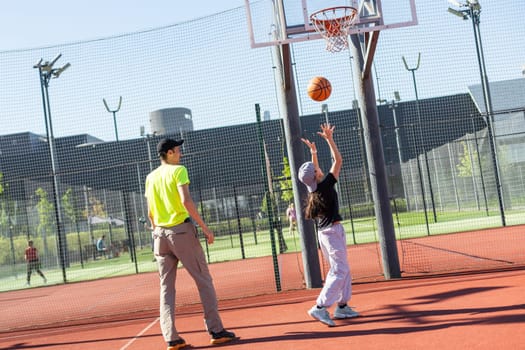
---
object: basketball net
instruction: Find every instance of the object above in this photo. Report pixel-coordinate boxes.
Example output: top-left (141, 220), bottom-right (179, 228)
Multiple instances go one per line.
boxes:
top-left (310, 6), bottom-right (358, 53)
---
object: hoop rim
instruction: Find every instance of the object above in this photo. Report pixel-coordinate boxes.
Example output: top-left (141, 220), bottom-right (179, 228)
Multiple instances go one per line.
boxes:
top-left (309, 6), bottom-right (358, 24)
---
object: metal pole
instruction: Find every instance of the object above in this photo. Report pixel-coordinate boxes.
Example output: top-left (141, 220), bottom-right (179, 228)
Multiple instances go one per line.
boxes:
top-left (447, 1), bottom-right (505, 224)
top-left (465, 137), bottom-right (480, 210)
top-left (103, 97), bottom-right (122, 142)
top-left (322, 103), bottom-right (329, 124)
top-left (471, 117), bottom-right (489, 215)
top-left (469, 6), bottom-right (506, 226)
top-left (113, 112), bottom-right (118, 141)
top-left (447, 143), bottom-right (461, 211)
top-left (35, 62), bottom-right (68, 283)
top-left (145, 135), bottom-right (154, 172)
top-left (390, 100), bottom-right (410, 210)
top-left (403, 54), bottom-right (437, 223)
top-left (255, 104), bottom-right (281, 291)
top-left (412, 126), bottom-right (431, 235)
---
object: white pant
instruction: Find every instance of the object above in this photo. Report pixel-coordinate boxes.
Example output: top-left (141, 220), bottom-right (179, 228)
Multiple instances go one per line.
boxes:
top-left (316, 223), bottom-right (352, 307)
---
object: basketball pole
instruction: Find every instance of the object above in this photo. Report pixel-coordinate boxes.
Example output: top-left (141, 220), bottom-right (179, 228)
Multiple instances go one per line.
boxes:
top-left (349, 33), bottom-right (401, 279)
top-left (274, 40), bottom-right (323, 289)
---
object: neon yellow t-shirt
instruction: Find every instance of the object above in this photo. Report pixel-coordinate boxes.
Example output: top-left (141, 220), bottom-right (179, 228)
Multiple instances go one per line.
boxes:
top-left (145, 164), bottom-right (190, 227)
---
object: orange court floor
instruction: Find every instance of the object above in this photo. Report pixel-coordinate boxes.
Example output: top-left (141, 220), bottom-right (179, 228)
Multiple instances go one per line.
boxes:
top-left (1, 267), bottom-right (524, 350)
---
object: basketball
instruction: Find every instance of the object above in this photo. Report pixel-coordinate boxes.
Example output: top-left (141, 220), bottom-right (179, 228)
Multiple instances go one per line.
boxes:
top-left (307, 76), bottom-right (332, 102)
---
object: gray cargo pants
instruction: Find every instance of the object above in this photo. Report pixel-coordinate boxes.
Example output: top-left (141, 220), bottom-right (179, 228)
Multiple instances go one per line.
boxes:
top-left (153, 221), bottom-right (224, 342)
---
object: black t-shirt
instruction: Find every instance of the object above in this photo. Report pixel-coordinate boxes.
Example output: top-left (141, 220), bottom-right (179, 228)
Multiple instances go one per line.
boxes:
top-left (314, 173), bottom-right (342, 229)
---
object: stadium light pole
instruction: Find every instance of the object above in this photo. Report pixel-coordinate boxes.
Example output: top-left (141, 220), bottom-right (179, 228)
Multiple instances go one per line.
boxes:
top-left (103, 96), bottom-right (122, 142)
top-left (389, 91), bottom-right (411, 211)
top-left (33, 54), bottom-right (71, 283)
top-left (402, 53), bottom-right (437, 224)
top-left (447, 0), bottom-right (506, 226)
top-left (140, 127), bottom-right (155, 173)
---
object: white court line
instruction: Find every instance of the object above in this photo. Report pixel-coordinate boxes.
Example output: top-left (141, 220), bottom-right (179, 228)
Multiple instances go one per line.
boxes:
top-left (119, 317), bottom-right (160, 350)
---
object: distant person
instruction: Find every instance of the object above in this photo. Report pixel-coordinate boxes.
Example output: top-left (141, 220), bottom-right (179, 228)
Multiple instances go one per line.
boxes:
top-left (145, 138), bottom-right (237, 349)
top-left (96, 235), bottom-right (107, 258)
top-left (24, 240), bottom-right (47, 286)
top-left (298, 123), bottom-right (359, 326)
top-left (286, 203), bottom-right (297, 235)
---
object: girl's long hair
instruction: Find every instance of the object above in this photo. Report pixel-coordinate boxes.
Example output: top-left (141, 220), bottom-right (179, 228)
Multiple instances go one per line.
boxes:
top-left (304, 192), bottom-right (327, 220)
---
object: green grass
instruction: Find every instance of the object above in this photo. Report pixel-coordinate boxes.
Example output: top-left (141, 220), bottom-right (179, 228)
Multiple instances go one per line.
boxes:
top-left (2, 208), bottom-right (524, 292)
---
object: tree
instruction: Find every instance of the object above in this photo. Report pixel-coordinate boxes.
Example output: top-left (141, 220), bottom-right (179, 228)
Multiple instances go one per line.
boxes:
top-left (457, 141), bottom-right (474, 178)
top-left (62, 188), bottom-right (78, 228)
top-left (277, 156), bottom-right (294, 204)
top-left (0, 173), bottom-right (8, 237)
top-left (0, 176), bottom-right (17, 235)
top-left (82, 194), bottom-right (106, 219)
top-left (62, 188), bottom-right (84, 267)
top-left (35, 187), bottom-right (54, 256)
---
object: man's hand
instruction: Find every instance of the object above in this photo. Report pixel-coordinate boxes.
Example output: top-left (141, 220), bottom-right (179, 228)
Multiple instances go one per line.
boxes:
top-left (201, 227), bottom-right (215, 244)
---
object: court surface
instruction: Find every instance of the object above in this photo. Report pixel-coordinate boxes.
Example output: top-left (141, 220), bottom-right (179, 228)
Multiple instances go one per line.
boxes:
top-left (1, 267), bottom-right (524, 350)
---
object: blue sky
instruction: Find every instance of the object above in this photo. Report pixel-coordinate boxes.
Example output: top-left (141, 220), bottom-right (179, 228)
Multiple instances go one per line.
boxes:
top-left (0, 1), bottom-right (243, 51)
top-left (0, 1), bottom-right (523, 142)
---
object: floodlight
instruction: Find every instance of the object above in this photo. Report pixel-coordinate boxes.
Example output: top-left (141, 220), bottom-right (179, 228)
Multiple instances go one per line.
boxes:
top-left (53, 63), bottom-right (70, 78)
top-left (394, 91), bottom-right (401, 101)
top-left (48, 53), bottom-right (62, 68)
top-left (447, 7), bottom-right (468, 19)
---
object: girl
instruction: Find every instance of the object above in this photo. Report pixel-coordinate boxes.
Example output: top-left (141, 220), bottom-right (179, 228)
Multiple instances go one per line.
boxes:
top-left (298, 123), bottom-right (359, 326)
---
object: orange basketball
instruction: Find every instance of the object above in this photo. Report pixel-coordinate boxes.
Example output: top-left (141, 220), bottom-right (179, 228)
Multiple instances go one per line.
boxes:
top-left (307, 76), bottom-right (332, 102)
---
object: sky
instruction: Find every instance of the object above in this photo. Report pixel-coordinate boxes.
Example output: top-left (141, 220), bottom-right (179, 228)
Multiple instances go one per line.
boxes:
top-left (0, 1), bottom-right (523, 142)
top-left (0, 1), bottom-right (244, 51)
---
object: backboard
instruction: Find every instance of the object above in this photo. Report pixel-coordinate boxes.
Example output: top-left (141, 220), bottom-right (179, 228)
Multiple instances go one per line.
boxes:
top-left (244, 0), bottom-right (418, 48)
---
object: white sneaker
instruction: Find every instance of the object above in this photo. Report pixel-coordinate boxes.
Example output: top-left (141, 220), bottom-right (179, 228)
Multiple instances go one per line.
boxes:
top-left (308, 305), bottom-right (335, 326)
top-left (333, 305), bottom-right (359, 319)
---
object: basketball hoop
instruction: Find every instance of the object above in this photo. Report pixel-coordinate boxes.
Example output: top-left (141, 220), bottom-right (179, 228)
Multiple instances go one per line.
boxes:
top-left (310, 6), bottom-right (358, 53)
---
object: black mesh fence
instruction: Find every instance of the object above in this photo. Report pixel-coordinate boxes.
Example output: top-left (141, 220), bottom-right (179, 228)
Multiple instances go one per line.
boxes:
top-left (1, 0), bottom-right (525, 322)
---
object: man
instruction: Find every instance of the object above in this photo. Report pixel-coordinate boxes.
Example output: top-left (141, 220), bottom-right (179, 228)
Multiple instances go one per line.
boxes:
top-left (286, 203), bottom-right (297, 235)
top-left (145, 138), bottom-right (237, 350)
top-left (25, 240), bottom-right (47, 286)
top-left (96, 235), bottom-right (107, 258)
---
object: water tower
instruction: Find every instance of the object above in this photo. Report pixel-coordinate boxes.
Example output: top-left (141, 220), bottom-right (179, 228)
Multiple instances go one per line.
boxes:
top-left (149, 107), bottom-right (194, 135)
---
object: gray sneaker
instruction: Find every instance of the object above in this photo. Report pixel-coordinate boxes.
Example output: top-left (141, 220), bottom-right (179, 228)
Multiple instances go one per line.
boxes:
top-left (308, 305), bottom-right (335, 326)
top-left (333, 305), bottom-right (359, 319)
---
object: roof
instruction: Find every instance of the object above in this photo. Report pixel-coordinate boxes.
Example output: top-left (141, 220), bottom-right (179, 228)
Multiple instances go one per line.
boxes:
top-left (468, 78), bottom-right (525, 114)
